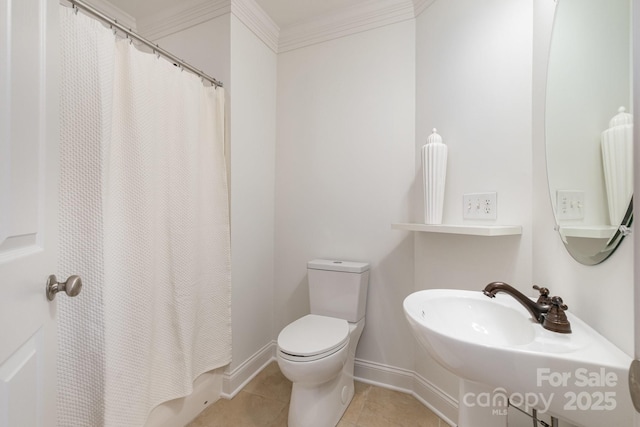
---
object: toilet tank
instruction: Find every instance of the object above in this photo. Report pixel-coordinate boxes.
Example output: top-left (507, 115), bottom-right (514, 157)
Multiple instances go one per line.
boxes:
top-left (307, 259), bottom-right (370, 322)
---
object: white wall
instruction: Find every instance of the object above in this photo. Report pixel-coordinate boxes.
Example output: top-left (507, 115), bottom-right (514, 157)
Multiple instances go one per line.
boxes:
top-left (275, 20), bottom-right (417, 371)
top-left (413, 0), bottom-right (534, 403)
top-left (228, 14), bottom-right (277, 370)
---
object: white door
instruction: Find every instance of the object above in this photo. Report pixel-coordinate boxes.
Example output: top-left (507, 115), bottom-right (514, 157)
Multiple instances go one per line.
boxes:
top-left (0, 0), bottom-right (60, 425)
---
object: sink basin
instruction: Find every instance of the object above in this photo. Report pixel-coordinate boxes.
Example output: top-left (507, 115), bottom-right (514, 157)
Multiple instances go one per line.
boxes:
top-left (420, 294), bottom-right (536, 347)
top-left (404, 289), bottom-right (632, 426)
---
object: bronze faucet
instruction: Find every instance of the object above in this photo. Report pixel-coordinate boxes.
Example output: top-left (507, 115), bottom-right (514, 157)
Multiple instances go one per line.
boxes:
top-left (483, 282), bottom-right (571, 334)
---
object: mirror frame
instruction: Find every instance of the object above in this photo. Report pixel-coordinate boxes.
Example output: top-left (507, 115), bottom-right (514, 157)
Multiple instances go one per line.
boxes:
top-left (562, 200), bottom-right (633, 265)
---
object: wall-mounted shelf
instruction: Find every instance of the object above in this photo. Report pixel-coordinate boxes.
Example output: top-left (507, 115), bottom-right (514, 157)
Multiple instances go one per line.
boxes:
top-left (558, 225), bottom-right (617, 239)
top-left (391, 223), bottom-right (522, 237)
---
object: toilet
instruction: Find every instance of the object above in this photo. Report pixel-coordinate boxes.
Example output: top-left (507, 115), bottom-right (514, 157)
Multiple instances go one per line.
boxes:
top-left (277, 259), bottom-right (370, 427)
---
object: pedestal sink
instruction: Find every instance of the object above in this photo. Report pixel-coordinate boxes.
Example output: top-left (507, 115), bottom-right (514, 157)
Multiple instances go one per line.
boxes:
top-left (403, 289), bottom-right (632, 427)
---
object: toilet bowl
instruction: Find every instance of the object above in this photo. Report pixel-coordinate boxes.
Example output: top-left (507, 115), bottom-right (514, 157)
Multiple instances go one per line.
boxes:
top-left (277, 317), bottom-right (365, 427)
top-left (276, 259), bottom-right (369, 427)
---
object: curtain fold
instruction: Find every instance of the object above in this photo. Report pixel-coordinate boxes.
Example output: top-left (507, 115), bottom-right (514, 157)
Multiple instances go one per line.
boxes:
top-left (58, 6), bottom-right (231, 427)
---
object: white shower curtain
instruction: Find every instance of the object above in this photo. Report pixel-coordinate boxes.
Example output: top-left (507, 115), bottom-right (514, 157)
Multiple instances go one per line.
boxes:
top-left (58, 6), bottom-right (231, 427)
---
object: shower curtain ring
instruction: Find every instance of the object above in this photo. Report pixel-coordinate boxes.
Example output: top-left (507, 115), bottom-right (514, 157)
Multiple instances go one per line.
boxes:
top-left (73, 4), bottom-right (79, 15)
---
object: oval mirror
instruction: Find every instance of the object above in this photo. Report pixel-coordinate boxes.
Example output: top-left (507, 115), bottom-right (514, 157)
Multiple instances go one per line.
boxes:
top-left (545, 0), bottom-right (633, 265)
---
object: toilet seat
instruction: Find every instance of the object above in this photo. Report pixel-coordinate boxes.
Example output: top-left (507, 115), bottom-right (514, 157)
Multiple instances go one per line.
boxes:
top-left (278, 314), bottom-right (349, 362)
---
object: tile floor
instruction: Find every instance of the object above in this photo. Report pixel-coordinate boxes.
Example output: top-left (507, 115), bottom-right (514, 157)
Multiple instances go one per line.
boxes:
top-left (187, 362), bottom-right (448, 427)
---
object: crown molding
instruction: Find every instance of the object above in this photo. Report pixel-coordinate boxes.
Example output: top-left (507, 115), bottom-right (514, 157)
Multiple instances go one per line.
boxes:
top-left (131, 0), bottom-right (434, 55)
top-left (77, 0), bottom-right (137, 30)
top-left (230, 0), bottom-right (280, 52)
top-left (278, 0), bottom-right (415, 53)
top-left (136, 0), bottom-right (279, 52)
top-left (413, 0), bottom-right (438, 17)
top-left (136, 0), bottom-right (232, 41)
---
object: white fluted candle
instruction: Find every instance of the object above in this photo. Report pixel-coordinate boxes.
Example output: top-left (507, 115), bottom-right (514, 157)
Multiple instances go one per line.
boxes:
top-left (422, 128), bottom-right (448, 224)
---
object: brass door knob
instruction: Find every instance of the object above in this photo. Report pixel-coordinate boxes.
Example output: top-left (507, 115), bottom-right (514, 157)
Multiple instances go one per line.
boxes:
top-left (46, 275), bottom-right (82, 301)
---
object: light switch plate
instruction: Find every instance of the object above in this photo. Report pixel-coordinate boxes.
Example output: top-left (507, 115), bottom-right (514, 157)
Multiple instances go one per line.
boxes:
top-left (556, 190), bottom-right (584, 220)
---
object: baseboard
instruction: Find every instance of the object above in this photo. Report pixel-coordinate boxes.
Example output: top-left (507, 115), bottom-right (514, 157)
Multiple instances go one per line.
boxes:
top-left (412, 371), bottom-right (458, 426)
top-left (354, 358), bottom-right (415, 392)
top-left (221, 341), bottom-right (276, 398)
top-left (354, 358), bottom-right (458, 426)
top-left (220, 343), bottom-right (458, 425)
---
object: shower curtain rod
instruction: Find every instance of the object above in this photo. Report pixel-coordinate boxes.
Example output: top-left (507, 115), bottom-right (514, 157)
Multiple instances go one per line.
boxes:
top-left (67, 0), bottom-right (224, 88)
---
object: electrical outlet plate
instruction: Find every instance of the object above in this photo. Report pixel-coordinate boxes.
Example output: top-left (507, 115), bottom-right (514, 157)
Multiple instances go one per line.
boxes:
top-left (556, 190), bottom-right (584, 220)
top-left (463, 192), bottom-right (497, 220)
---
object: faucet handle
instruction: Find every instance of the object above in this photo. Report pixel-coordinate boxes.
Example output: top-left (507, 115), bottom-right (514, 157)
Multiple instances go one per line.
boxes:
top-left (542, 296), bottom-right (571, 334)
top-left (550, 295), bottom-right (568, 310)
top-left (533, 285), bottom-right (551, 305)
top-left (532, 285), bottom-right (549, 295)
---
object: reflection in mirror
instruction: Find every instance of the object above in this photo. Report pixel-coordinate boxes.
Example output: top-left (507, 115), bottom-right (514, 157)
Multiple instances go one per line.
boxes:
top-left (546, 0), bottom-right (633, 265)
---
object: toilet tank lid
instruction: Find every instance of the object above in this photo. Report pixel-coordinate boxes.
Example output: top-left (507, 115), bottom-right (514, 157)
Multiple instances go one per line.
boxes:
top-left (307, 259), bottom-right (370, 273)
